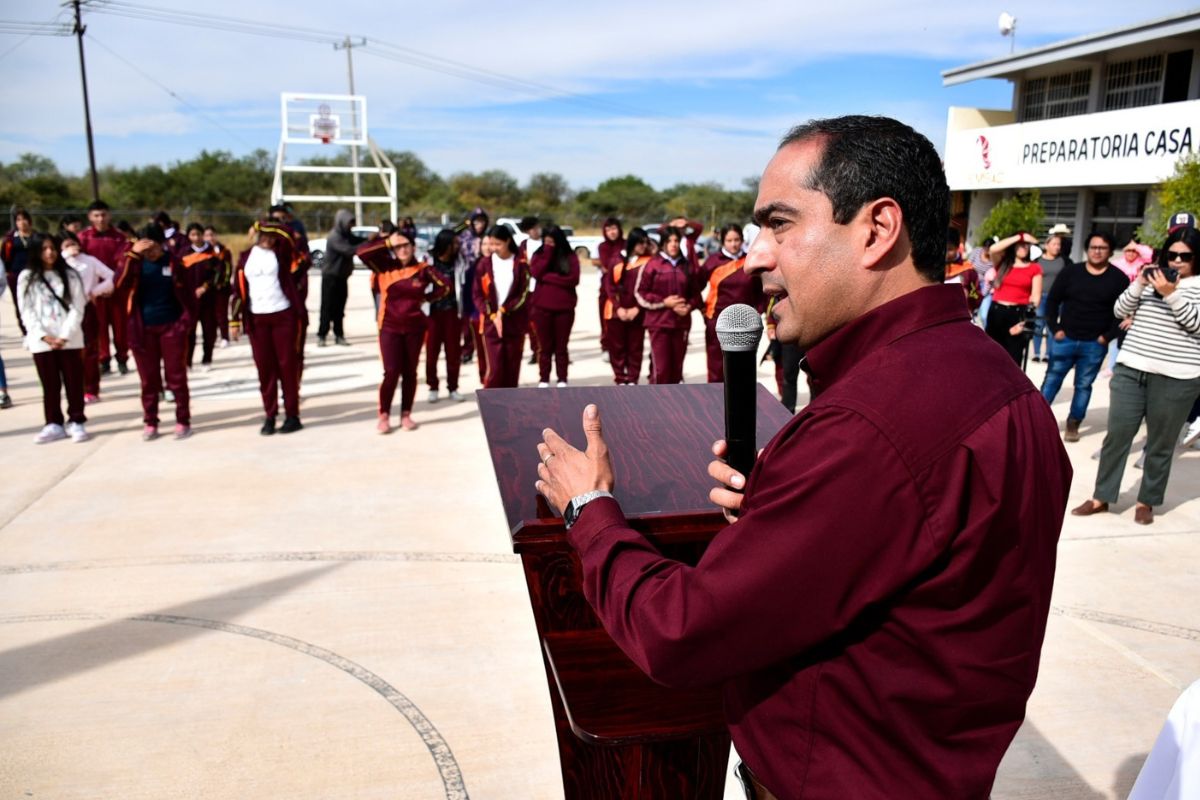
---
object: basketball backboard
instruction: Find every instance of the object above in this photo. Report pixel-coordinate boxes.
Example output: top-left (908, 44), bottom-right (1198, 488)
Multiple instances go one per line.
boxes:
top-left (280, 93), bottom-right (367, 146)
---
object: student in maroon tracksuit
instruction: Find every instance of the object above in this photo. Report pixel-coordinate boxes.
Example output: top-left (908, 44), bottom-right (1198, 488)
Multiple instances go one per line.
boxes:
top-left (357, 229), bottom-right (450, 432)
top-left (77, 200), bottom-right (131, 375)
top-left (424, 229), bottom-right (464, 404)
top-left (530, 225), bottom-right (580, 387)
top-left (701, 224), bottom-right (764, 382)
top-left (603, 227), bottom-right (650, 384)
top-left (179, 223), bottom-right (223, 371)
top-left (518, 216), bottom-right (542, 367)
top-left (118, 225), bottom-right (207, 440)
top-left (635, 226), bottom-right (697, 384)
top-left (232, 220), bottom-right (305, 436)
top-left (3, 208), bottom-right (34, 335)
top-left (204, 226), bottom-right (234, 346)
top-left (473, 225), bottom-right (531, 389)
top-left (597, 217), bottom-right (625, 360)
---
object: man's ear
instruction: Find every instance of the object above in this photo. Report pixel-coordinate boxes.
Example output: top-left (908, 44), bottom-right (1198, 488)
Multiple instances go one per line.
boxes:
top-left (859, 198), bottom-right (905, 271)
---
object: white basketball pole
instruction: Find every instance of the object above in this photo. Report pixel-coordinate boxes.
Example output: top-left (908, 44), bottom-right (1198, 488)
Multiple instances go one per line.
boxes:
top-left (335, 36), bottom-right (367, 223)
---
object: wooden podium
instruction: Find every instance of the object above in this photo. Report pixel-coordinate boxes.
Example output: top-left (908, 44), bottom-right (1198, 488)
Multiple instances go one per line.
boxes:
top-left (477, 384), bottom-right (793, 799)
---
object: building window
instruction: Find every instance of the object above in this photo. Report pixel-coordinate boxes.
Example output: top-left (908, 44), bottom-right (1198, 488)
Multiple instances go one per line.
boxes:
top-left (1040, 191), bottom-right (1078, 238)
top-left (1090, 190), bottom-right (1147, 246)
top-left (1020, 69), bottom-right (1091, 121)
top-left (1104, 55), bottom-right (1165, 110)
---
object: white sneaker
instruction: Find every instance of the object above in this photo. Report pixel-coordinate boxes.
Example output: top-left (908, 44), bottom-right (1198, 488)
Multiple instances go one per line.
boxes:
top-left (165, 390), bottom-right (175, 403)
top-left (199, 364), bottom-right (212, 374)
top-left (428, 389), bottom-right (440, 404)
top-left (34, 423), bottom-right (67, 444)
top-left (1134, 449), bottom-right (1146, 470)
top-left (65, 421), bottom-right (90, 443)
top-left (449, 391), bottom-right (465, 402)
top-left (601, 351), bottom-right (611, 363)
top-left (1180, 418), bottom-right (1200, 448)
top-left (556, 381), bottom-right (568, 388)
top-left (218, 339), bottom-right (229, 349)
top-left (538, 382), bottom-right (550, 389)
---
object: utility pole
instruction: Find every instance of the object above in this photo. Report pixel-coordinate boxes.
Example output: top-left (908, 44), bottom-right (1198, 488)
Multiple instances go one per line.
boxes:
top-left (71, 0), bottom-right (100, 201)
top-left (334, 36), bottom-right (367, 223)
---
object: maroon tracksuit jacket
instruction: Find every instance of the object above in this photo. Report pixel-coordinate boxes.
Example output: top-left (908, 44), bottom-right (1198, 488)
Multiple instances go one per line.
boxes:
top-left (472, 252), bottom-right (531, 389)
top-left (701, 251), bottom-right (765, 382)
top-left (603, 255), bottom-right (648, 384)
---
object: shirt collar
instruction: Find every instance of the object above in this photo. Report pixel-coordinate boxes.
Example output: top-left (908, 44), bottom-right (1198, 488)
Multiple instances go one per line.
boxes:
top-left (801, 284), bottom-right (971, 395)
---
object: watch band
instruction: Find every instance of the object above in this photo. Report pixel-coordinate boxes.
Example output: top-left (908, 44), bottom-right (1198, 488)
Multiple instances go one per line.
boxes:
top-left (564, 490), bottom-right (614, 530)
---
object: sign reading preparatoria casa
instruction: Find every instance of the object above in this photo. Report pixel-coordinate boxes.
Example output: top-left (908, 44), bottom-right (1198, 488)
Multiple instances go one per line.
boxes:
top-left (944, 99), bottom-right (1199, 191)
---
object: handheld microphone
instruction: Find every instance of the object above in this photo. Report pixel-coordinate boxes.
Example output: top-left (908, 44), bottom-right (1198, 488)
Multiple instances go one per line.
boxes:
top-left (715, 303), bottom-right (765, 482)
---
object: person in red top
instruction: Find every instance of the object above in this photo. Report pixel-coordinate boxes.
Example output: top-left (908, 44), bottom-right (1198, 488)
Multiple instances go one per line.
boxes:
top-left (117, 224), bottom-right (208, 440)
top-left (232, 220), bottom-right (305, 435)
top-left (533, 116), bottom-right (1071, 799)
top-left (634, 226), bottom-right (697, 383)
top-left (596, 217), bottom-right (625, 361)
top-left (77, 200), bottom-right (131, 376)
top-left (178, 223), bottom-right (223, 371)
top-left (530, 225), bottom-right (581, 387)
top-left (603, 227), bottom-right (651, 385)
top-left (701, 223), bottom-right (766, 382)
top-left (986, 232), bottom-right (1043, 366)
top-left (357, 228), bottom-right (450, 432)
top-left (473, 225), bottom-right (531, 389)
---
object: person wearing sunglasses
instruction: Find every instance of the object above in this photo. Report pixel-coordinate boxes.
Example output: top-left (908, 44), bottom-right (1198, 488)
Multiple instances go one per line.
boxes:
top-left (1073, 223), bottom-right (1200, 525)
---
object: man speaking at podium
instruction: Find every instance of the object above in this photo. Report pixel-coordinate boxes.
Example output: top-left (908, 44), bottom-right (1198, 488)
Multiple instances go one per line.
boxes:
top-left (535, 116), bottom-right (1072, 799)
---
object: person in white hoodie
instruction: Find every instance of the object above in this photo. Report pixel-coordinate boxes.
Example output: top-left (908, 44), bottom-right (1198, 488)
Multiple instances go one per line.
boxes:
top-left (17, 233), bottom-right (89, 443)
top-left (61, 235), bottom-right (113, 404)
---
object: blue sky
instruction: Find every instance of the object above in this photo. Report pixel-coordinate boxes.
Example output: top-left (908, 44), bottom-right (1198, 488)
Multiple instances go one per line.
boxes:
top-left (0, 1), bottom-right (1192, 189)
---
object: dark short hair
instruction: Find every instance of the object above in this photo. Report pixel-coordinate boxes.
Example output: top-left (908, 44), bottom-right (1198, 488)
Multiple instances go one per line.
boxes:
top-left (484, 224), bottom-right (516, 252)
top-left (203, 225), bottom-right (218, 233)
top-left (432, 228), bottom-right (458, 261)
top-left (718, 223), bottom-right (744, 242)
top-left (13, 207), bottom-right (31, 223)
top-left (1086, 231), bottom-right (1115, 251)
top-left (139, 224), bottom-right (166, 243)
top-left (518, 216), bottom-right (540, 233)
top-left (378, 220), bottom-right (397, 235)
top-left (946, 228), bottom-right (961, 247)
top-left (152, 211), bottom-right (172, 227)
top-left (186, 222), bottom-right (204, 235)
top-left (87, 200), bottom-right (110, 213)
top-left (1159, 227), bottom-right (1200, 269)
top-left (779, 115), bottom-right (949, 283)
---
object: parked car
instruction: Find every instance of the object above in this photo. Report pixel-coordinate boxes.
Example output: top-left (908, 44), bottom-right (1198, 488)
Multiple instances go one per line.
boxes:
top-left (309, 225), bottom-right (429, 269)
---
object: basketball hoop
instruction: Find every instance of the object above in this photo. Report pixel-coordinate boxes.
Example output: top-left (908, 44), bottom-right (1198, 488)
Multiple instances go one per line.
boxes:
top-left (310, 103), bottom-right (340, 145)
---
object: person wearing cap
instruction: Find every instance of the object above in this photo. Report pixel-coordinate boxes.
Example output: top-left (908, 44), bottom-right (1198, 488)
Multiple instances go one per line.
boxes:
top-left (1031, 224), bottom-right (1072, 363)
top-left (117, 224), bottom-right (206, 440)
top-left (232, 220), bottom-right (306, 435)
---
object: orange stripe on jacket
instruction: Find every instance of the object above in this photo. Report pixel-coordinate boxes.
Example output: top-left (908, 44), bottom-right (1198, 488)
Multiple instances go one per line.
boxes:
top-left (374, 266), bottom-right (423, 331)
top-left (705, 257), bottom-right (747, 319)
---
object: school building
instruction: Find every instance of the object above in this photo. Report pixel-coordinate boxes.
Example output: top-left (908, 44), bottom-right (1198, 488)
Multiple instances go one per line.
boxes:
top-left (942, 10), bottom-right (1200, 258)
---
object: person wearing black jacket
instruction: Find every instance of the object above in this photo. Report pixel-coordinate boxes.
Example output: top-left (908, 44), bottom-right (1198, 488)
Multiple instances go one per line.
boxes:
top-left (317, 209), bottom-right (364, 346)
top-left (1040, 231), bottom-right (1130, 441)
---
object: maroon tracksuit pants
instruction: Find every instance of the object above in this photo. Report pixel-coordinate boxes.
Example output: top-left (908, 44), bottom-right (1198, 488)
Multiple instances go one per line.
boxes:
top-left (82, 303), bottom-right (102, 396)
top-left (606, 316), bottom-right (645, 384)
top-left (6, 271), bottom-right (25, 335)
top-left (187, 292), bottom-right (218, 367)
top-left (97, 289), bottom-right (131, 363)
top-left (482, 326), bottom-right (526, 389)
top-left (33, 348), bottom-right (86, 426)
top-left (425, 308), bottom-right (461, 392)
top-left (460, 317), bottom-right (475, 360)
top-left (380, 329), bottom-right (424, 415)
top-left (648, 327), bottom-right (687, 384)
top-left (248, 310), bottom-right (301, 420)
top-left (131, 317), bottom-right (190, 425)
top-left (215, 287), bottom-right (231, 340)
top-left (704, 317), bottom-right (725, 383)
top-left (598, 290), bottom-right (609, 353)
top-left (532, 308), bottom-right (574, 384)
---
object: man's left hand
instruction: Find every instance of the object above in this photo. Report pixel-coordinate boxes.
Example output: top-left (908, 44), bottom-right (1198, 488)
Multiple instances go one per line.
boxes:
top-left (536, 404), bottom-right (615, 515)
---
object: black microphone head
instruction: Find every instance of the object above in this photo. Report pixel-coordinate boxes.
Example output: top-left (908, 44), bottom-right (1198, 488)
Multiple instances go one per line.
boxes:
top-left (715, 303), bottom-right (763, 352)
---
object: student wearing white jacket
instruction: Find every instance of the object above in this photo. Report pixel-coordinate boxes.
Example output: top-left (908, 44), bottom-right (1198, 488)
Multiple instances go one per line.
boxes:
top-left (16, 233), bottom-right (89, 443)
top-left (61, 236), bottom-right (114, 403)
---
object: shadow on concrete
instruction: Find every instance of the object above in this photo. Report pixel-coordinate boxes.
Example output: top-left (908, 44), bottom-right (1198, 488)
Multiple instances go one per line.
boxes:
top-left (0, 564), bottom-right (339, 700)
top-left (1112, 753), bottom-right (1148, 799)
top-left (998, 720), bottom-right (1106, 799)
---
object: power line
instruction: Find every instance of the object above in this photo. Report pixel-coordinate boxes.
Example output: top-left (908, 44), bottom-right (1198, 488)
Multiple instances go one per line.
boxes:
top-left (87, 34), bottom-right (255, 148)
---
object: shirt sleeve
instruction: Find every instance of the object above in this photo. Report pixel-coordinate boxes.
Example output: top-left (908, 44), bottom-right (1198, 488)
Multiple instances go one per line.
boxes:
top-left (566, 407), bottom-right (935, 689)
top-left (63, 271), bottom-right (86, 340)
top-left (1163, 285), bottom-right (1200, 334)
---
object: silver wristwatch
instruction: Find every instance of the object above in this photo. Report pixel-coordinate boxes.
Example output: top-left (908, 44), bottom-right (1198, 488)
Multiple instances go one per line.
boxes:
top-left (563, 490), bottom-right (614, 530)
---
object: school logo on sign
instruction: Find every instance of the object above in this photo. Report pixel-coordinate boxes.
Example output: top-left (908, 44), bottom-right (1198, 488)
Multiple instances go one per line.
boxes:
top-left (977, 135), bottom-right (992, 170)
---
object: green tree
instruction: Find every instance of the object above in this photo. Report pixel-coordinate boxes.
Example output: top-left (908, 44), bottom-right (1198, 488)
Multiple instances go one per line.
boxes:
top-left (662, 181), bottom-right (754, 228)
top-left (974, 190), bottom-right (1045, 245)
top-left (580, 175), bottom-right (661, 222)
top-left (448, 170), bottom-right (522, 216)
top-left (1138, 152), bottom-right (1200, 244)
top-left (525, 172), bottom-right (572, 215)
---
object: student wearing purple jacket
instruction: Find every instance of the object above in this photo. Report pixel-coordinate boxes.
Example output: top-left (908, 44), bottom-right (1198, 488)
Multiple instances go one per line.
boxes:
top-left (530, 226), bottom-right (580, 387)
top-left (534, 116), bottom-right (1071, 799)
top-left (634, 226), bottom-right (697, 383)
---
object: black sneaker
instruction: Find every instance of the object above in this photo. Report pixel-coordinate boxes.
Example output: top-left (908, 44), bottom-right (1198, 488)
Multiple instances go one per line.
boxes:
top-left (279, 416), bottom-right (303, 434)
top-left (461, 352), bottom-right (473, 364)
top-left (260, 416), bottom-right (277, 436)
top-left (100, 359), bottom-right (112, 375)
top-left (117, 360), bottom-right (129, 375)
top-left (334, 336), bottom-right (350, 346)
top-left (0, 392), bottom-right (11, 409)
top-left (317, 337), bottom-right (328, 347)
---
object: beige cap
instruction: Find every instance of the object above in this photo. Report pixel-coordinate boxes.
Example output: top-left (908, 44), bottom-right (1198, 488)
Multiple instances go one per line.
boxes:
top-left (1047, 223), bottom-right (1072, 236)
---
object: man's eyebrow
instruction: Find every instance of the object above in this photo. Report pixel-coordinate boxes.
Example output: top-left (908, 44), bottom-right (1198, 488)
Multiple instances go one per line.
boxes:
top-left (752, 202), bottom-right (799, 226)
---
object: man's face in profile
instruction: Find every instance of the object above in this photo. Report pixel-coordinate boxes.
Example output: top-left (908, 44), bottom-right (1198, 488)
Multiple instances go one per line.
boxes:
top-left (746, 140), bottom-right (862, 349)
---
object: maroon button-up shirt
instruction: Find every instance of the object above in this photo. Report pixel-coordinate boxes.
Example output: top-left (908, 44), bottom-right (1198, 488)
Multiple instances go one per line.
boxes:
top-left (568, 283), bottom-right (1072, 799)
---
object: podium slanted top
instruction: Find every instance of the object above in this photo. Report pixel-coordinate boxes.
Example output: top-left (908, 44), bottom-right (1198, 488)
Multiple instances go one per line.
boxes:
top-left (476, 383), bottom-right (793, 550)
